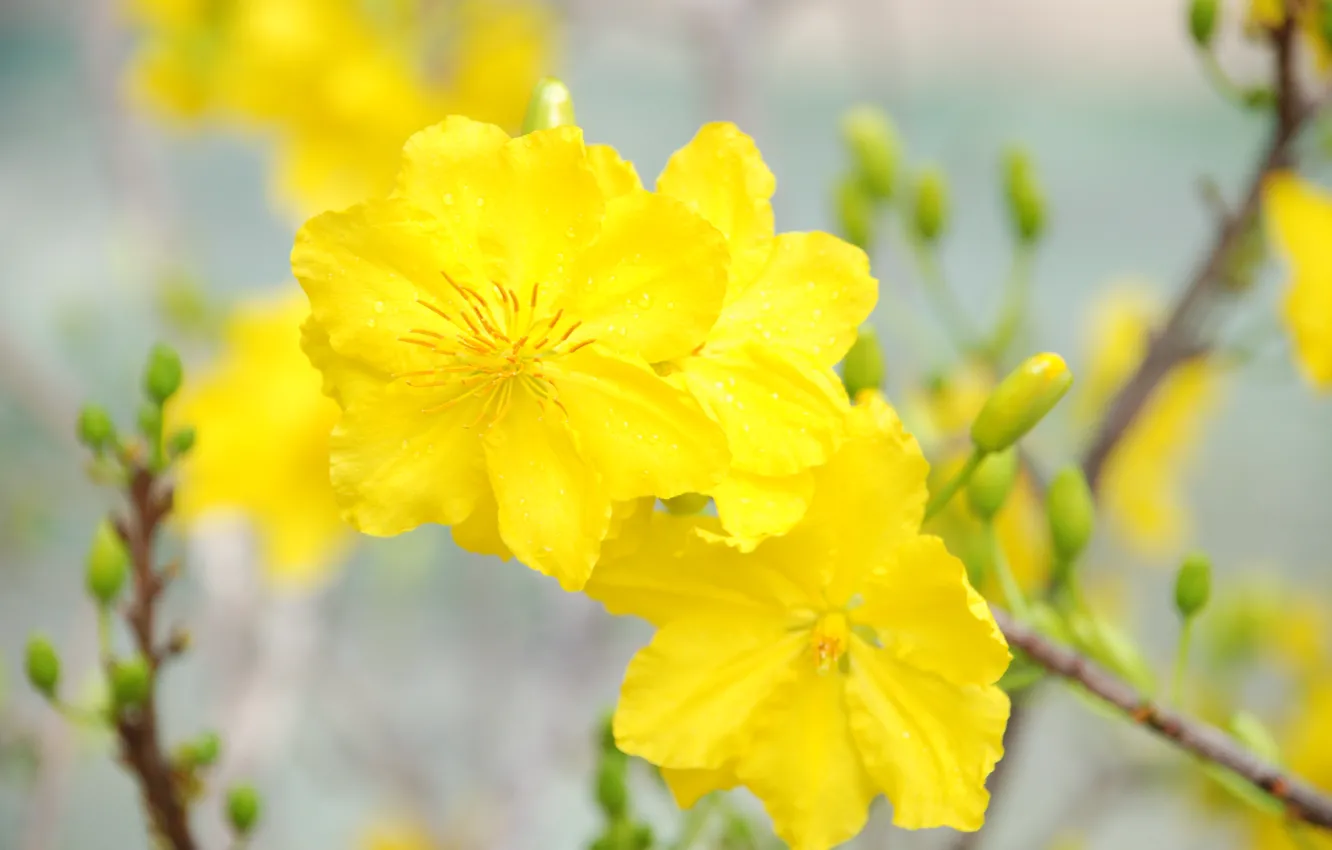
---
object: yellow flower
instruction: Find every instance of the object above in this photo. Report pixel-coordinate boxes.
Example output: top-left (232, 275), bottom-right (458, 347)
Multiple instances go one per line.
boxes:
top-left (586, 393), bottom-right (1010, 848)
top-left (1263, 173), bottom-right (1332, 390)
top-left (294, 117), bottom-right (731, 591)
top-left (636, 123), bottom-right (876, 544)
top-left (124, 0), bottom-right (229, 118)
top-left (360, 817), bottom-right (436, 850)
top-left (1076, 286), bottom-right (1222, 555)
top-left (173, 293), bottom-right (347, 588)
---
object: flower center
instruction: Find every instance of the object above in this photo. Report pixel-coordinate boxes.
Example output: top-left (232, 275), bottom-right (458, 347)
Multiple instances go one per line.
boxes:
top-left (395, 273), bottom-right (594, 428)
top-left (809, 611), bottom-right (850, 674)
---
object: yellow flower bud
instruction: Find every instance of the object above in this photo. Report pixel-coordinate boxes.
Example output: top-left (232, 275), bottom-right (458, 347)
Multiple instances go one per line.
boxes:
top-left (911, 165), bottom-right (949, 244)
top-left (522, 77), bottom-right (576, 134)
top-left (840, 326), bottom-right (885, 398)
top-left (1046, 465), bottom-right (1094, 565)
top-left (840, 105), bottom-right (900, 201)
top-left (663, 492), bottom-right (710, 516)
top-left (834, 173), bottom-right (875, 251)
top-left (25, 634), bottom-right (60, 699)
top-left (144, 343), bottom-right (183, 405)
top-left (966, 447), bottom-right (1019, 521)
top-left (1002, 146), bottom-right (1046, 245)
top-left (970, 352), bottom-right (1072, 453)
top-left (86, 520), bottom-right (130, 607)
top-left (1175, 551), bottom-right (1212, 620)
top-left (111, 655), bottom-right (152, 710)
top-left (226, 783), bottom-right (262, 836)
top-left (1189, 0), bottom-right (1219, 47)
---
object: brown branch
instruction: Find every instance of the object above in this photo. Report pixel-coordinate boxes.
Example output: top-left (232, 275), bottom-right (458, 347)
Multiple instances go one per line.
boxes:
top-left (993, 607), bottom-right (1332, 830)
top-left (1080, 14), bottom-right (1307, 488)
top-left (112, 466), bottom-right (197, 850)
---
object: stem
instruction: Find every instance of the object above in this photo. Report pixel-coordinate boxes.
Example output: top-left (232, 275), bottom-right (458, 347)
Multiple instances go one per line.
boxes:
top-left (1171, 619), bottom-right (1194, 708)
top-left (909, 237), bottom-right (980, 355)
top-left (923, 447), bottom-right (985, 521)
top-left (97, 607), bottom-right (113, 665)
top-left (984, 520), bottom-right (1030, 621)
top-left (987, 244), bottom-right (1034, 364)
top-left (1200, 50), bottom-right (1270, 110)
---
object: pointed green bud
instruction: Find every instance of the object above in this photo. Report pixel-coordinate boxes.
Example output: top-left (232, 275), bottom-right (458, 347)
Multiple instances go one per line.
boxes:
top-left (111, 655), bottom-right (152, 710)
top-left (166, 426), bottom-right (196, 459)
top-left (834, 173), bottom-right (875, 251)
top-left (24, 635), bottom-right (60, 699)
top-left (1002, 146), bottom-right (1046, 245)
top-left (192, 730), bottom-right (222, 767)
top-left (226, 783), bottom-right (262, 835)
top-left (1175, 551), bottom-right (1212, 620)
top-left (840, 105), bottom-right (901, 201)
top-left (144, 343), bottom-right (183, 405)
top-left (966, 447), bottom-right (1019, 521)
top-left (1229, 710), bottom-right (1280, 762)
top-left (1046, 465), bottom-right (1094, 564)
top-left (841, 326), bottom-right (885, 399)
top-left (970, 352), bottom-right (1072, 453)
top-left (522, 78), bottom-right (576, 134)
top-left (663, 492), bottom-right (710, 516)
top-left (595, 754), bottom-right (629, 819)
top-left (86, 520), bottom-right (130, 607)
top-left (911, 165), bottom-right (949, 244)
top-left (76, 405), bottom-right (117, 453)
top-left (1189, 0), bottom-right (1219, 48)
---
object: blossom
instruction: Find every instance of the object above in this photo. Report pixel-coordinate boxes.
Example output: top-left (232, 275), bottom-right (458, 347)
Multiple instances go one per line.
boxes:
top-left (172, 293), bottom-right (347, 588)
top-left (294, 117), bottom-right (731, 590)
top-left (1263, 173), bottom-right (1332, 390)
top-left (1075, 286), bottom-right (1221, 555)
top-left (602, 123), bottom-right (877, 545)
top-left (586, 393), bottom-right (1010, 849)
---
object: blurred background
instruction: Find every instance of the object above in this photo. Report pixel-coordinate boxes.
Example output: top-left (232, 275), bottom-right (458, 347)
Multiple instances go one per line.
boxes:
top-left (0, 0), bottom-right (1329, 848)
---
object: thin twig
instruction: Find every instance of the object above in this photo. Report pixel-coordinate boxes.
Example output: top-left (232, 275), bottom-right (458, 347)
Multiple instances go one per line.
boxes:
top-left (993, 607), bottom-right (1332, 830)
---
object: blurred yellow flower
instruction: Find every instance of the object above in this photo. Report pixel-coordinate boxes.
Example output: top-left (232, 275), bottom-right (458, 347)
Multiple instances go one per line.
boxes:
top-left (1246, 0), bottom-right (1332, 67)
top-left (295, 118), bottom-right (731, 590)
top-left (173, 293), bottom-right (347, 588)
top-left (1250, 681), bottom-right (1332, 850)
top-left (360, 817), bottom-right (436, 850)
top-left (1076, 287), bottom-right (1222, 555)
top-left (1263, 172), bottom-right (1332, 390)
top-left (587, 393), bottom-right (1010, 848)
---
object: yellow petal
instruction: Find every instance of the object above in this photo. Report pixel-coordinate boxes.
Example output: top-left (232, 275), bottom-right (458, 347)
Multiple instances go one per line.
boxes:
top-left (481, 384), bottom-right (610, 590)
top-left (545, 345), bottom-right (729, 501)
top-left (708, 231), bottom-right (876, 366)
top-left (587, 144), bottom-right (643, 199)
top-left (585, 511), bottom-right (822, 627)
top-left (735, 667), bottom-right (878, 850)
top-left (657, 122), bottom-right (775, 287)
top-left (614, 617), bottom-right (803, 769)
top-left (856, 536), bottom-right (1011, 686)
top-left (1264, 172), bottom-right (1332, 389)
top-left (845, 643), bottom-right (1010, 831)
top-left (710, 467), bottom-right (814, 547)
top-left (660, 767), bottom-right (738, 809)
top-left (758, 394), bottom-right (929, 606)
top-left (393, 115), bottom-right (511, 225)
top-left (559, 190), bottom-right (728, 363)
top-left (679, 345), bottom-right (847, 477)
top-left (450, 481), bottom-right (512, 560)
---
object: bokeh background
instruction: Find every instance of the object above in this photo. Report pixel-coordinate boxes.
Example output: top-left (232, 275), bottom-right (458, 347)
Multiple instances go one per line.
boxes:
top-left (1, 1), bottom-right (1329, 848)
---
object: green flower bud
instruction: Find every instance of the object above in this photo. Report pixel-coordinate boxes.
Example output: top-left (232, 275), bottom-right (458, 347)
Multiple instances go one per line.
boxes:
top-left (966, 447), bottom-right (1019, 521)
top-left (1046, 465), bottom-right (1095, 564)
top-left (840, 105), bottom-right (901, 201)
top-left (110, 655), bottom-right (152, 710)
top-left (76, 405), bottom-right (117, 453)
top-left (1229, 710), bottom-right (1280, 763)
top-left (663, 492), bottom-right (710, 516)
top-left (841, 326), bottom-right (885, 399)
top-left (522, 77), bottom-right (576, 134)
top-left (143, 343), bottom-right (183, 405)
top-left (970, 352), bottom-right (1072, 453)
top-left (86, 520), bottom-right (130, 607)
top-left (834, 173), bottom-right (875, 251)
top-left (1002, 146), bottom-right (1046, 245)
top-left (911, 165), bottom-right (949, 244)
top-left (596, 755), bottom-right (629, 819)
top-left (1189, 0), bottom-right (1219, 48)
top-left (191, 730), bottom-right (222, 767)
top-left (226, 783), bottom-right (262, 835)
top-left (1175, 551), bottom-right (1212, 620)
top-left (167, 426), bottom-right (196, 459)
top-left (25, 635), bottom-right (60, 699)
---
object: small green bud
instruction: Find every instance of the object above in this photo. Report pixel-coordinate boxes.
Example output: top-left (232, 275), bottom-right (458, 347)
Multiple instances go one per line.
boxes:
top-left (1175, 551), bottom-right (1212, 620)
top-left (522, 77), bottom-right (576, 134)
top-left (1189, 0), bottom-right (1219, 48)
top-left (76, 405), bottom-right (117, 453)
top-left (841, 326), bottom-right (885, 399)
top-left (191, 730), bottom-right (222, 767)
top-left (663, 492), bottom-right (710, 516)
top-left (111, 655), bottom-right (152, 710)
top-left (85, 520), bottom-right (130, 606)
top-left (1229, 710), bottom-right (1281, 762)
top-left (1002, 146), bottom-right (1046, 244)
top-left (970, 352), bottom-right (1073, 453)
top-left (834, 173), bottom-right (875, 251)
top-left (226, 783), bottom-right (262, 835)
top-left (595, 756), bottom-right (629, 819)
top-left (143, 343), bottom-right (183, 405)
top-left (24, 635), bottom-right (60, 699)
top-left (840, 105), bottom-right (901, 201)
top-left (1046, 465), bottom-right (1095, 564)
top-left (966, 447), bottom-right (1019, 521)
top-left (166, 426), bottom-right (196, 459)
top-left (911, 165), bottom-right (949, 244)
